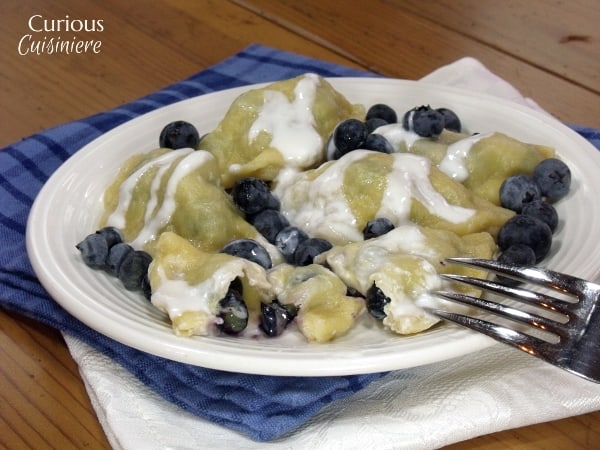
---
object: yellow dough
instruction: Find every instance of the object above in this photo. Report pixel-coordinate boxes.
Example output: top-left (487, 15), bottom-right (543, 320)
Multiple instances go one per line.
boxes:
top-left (101, 148), bottom-right (268, 255)
top-left (274, 150), bottom-right (514, 245)
top-left (320, 225), bottom-right (496, 335)
top-left (378, 126), bottom-right (555, 205)
top-left (199, 73), bottom-right (364, 187)
top-left (268, 264), bottom-right (364, 342)
top-left (149, 232), bottom-right (274, 336)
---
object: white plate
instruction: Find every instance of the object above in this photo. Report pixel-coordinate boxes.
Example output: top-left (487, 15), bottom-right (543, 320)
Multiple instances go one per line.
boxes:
top-left (26, 78), bottom-right (600, 376)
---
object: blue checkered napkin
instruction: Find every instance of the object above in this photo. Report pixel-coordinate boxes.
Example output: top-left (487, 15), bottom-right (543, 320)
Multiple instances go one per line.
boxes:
top-left (1, 44), bottom-right (599, 442)
top-left (571, 125), bottom-right (600, 149)
top-left (0, 45), bottom-right (386, 442)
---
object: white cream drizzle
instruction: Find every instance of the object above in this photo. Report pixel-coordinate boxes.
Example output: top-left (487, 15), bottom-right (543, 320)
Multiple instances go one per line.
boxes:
top-left (439, 132), bottom-right (491, 181)
top-left (373, 123), bottom-right (422, 151)
top-left (105, 149), bottom-right (216, 248)
top-left (375, 123), bottom-right (493, 184)
top-left (247, 73), bottom-right (323, 168)
top-left (339, 225), bottom-right (432, 292)
top-left (379, 153), bottom-right (475, 224)
top-left (274, 151), bottom-right (372, 243)
top-left (152, 260), bottom-right (251, 319)
top-left (106, 149), bottom-right (190, 230)
top-left (151, 254), bottom-right (271, 323)
top-left (151, 265), bottom-right (215, 319)
top-left (275, 151), bottom-right (475, 244)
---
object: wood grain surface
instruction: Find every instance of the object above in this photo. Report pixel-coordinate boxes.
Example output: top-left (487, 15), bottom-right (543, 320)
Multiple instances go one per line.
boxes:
top-left (1, 1), bottom-right (599, 448)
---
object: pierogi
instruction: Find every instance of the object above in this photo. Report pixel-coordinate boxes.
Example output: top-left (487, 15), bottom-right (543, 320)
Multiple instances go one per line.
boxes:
top-left (199, 73), bottom-right (364, 187)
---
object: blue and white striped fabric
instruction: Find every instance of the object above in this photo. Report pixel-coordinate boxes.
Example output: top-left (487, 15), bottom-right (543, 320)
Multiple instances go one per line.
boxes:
top-left (0, 45), bottom-right (382, 442)
top-left (1, 45), bottom-right (598, 442)
top-left (571, 125), bottom-right (600, 149)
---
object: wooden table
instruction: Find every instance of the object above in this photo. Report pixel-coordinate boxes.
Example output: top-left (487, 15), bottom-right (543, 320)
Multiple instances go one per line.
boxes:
top-left (1, 0), bottom-right (599, 448)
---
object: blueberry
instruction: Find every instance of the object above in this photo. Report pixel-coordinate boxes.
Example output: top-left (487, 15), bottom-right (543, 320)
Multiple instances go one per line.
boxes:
top-left (221, 239), bottom-right (272, 269)
top-left (105, 242), bottom-right (134, 276)
top-left (366, 283), bottom-right (390, 320)
top-left (159, 120), bottom-right (200, 149)
top-left (275, 226), bottom-right (309, 263)
top-left (499, 174), bottom-right (542, 212)
top-left (231, 178), bottom-right (280, 215)
top-left (402, 105), bottom-right (445, 138)
top-left (365, 117), bottom-right (389, 133)
top-left (363, 217), bottom-right (395, 239)
top-left (366, 104), bottom-right (397, 124)
top-left (141, 274), bottom-right (152, 300)
top-left (96, 226), bottom-right (123, 248)
top-left (333, 119), bottom-right (368, 155)
top-left (259, 300), bottom-right (298, 337)
top-left (498, 243), bottom-right (537, 266)
top-left (436, 108), bottom-right (461, 132)
top-left (228, 276), bottom-right (244, 296)
top-left (363, 134), bottom-right (394, 154)
top-left (76, 233), bottom-right (109, 269)
top-left (216, 287), bottom-right (248, 335)
top-left (118, 250), bottom-right (153, 291)
top-left (249, 209), bottom-right (289, 244)
top-left (532, 158), bottom-right (571, 201)
top-left (346, 286), bottom-right (362, 297)
top-left (496, 244), bottom-right (537, 286)
top-left (498, 215), bottom-right (552, 262)
top-left (293, 238), bottom-right (333, 266)
top-left (521, 199), bottom-right (559, 233)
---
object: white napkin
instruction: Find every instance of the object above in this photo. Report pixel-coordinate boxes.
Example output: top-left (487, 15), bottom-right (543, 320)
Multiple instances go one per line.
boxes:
top-left (63, 57), bottom-right (600, 450)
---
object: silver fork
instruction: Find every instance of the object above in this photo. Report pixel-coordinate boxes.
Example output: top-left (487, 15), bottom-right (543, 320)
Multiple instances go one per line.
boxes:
top-left (428, 257), bottom-right (600, 383)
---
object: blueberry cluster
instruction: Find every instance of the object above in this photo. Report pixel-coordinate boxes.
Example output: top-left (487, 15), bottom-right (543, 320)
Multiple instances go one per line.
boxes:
top-left (327, 104), bottom-right (397, 160)
top-left (230, 177), bottom-right (332, 267)
top-left (228, 176), bottom-right (405, 325)
top-left (76, 227), bottom-right (152, 299)
top-left (497, 158), bottom-right (571, 264)
top-left (327, 103), bottom-right (462, 161)
top-left (227, 177), bottom-right (339, 337)
top-left (402, 105), bottom-right (462, 138)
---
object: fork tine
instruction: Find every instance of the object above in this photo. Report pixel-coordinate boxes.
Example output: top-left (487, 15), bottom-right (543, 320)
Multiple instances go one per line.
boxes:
top-left (426, 307), bottom-right (557, 361)
top-left (441, 273), bottom-right (571, 317)
top-left (434, 290), bottom-right (566, 338)
top-left (432, 259), bottom-right (600, 383)
top-left (446, 257), bottom-right (587, 298)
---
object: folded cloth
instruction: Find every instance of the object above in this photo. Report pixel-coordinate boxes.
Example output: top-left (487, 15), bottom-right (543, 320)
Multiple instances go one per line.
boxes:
top-left (2, 45), bottom-right (600, 449)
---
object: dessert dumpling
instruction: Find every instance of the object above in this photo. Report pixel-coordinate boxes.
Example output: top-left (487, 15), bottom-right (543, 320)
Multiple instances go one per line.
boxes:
top-left (101, 148), bottom-right (269, 254)
top-left (376, 125), bottom-right (555, 204)
top-left (149, 232), bottom-right (274, 336)
top-left (320, 224), bottom-right (496, 335)
top-left (267, 263), bottom-right (364, 343)
top-left (200, 73), bottom-right (364, 187)
top-left (274, 150), bottom-right (514, 245)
